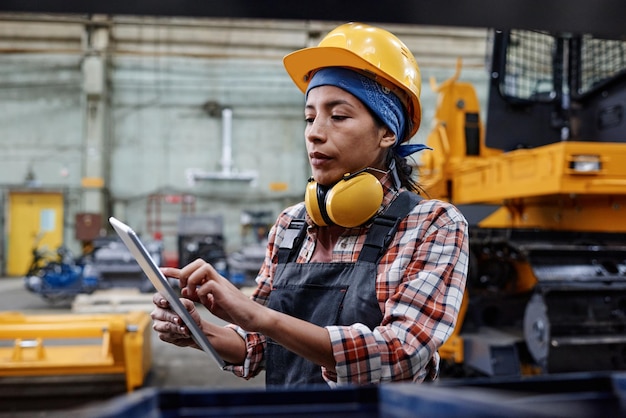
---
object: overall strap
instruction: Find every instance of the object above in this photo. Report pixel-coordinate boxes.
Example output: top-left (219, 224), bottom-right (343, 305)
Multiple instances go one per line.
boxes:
top-left (277, 192), bottom-right (422, 265)
top-left (277, 207), bottom-right (308, 264)
top-left (358, 192), bottom-right (423, 264)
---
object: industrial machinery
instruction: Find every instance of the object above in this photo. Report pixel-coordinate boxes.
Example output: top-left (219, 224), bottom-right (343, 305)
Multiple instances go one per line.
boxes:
top-left (177, 214), bottom-right (229, 279)
top-left (23, 241), bottom-right (99, 303)
top-left (92, 236), bottom-right (164, 293)
top-left (0, 311), bottom-right (152, 400)
top-left (421, 29), bottom-right (626, 377)
top-left (227, 210), bottom-right (273, 287)
top-left (24, 235), bottom-right (165, 302)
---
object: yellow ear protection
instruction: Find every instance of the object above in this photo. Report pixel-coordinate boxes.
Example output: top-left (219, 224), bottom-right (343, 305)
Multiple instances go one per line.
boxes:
top-left (304, 170), bottom-right (384, 228)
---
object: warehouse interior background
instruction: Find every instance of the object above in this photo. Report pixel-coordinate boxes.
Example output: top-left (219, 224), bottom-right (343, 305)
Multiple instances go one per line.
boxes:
top-left (1, 3), bottom-right (626, 416)
top-left (0, 13), bottom-right (490, 276)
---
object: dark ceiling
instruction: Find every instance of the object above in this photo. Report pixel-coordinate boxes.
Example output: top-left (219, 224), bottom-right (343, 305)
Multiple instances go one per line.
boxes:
top-left (1, 0), bottom-right (624, 38)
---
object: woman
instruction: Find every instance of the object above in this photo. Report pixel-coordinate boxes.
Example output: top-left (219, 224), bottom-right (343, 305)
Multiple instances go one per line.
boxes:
top-left (151, 22), bottom-right (469, 387)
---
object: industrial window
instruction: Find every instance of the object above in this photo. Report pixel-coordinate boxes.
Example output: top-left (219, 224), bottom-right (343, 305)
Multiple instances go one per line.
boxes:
top-left (577, 35), bottom-right (626, 95)
top-left (501, 30), bottom-right (556, 102)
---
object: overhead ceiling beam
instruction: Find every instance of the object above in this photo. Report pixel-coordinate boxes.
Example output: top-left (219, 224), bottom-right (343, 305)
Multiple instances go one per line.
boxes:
top-left (1, 0), bottom-right (625, 38)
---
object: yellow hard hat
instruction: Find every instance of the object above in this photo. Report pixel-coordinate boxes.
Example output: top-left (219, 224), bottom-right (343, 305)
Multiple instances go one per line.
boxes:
top-left (283, 22), bottom-right (422, 139)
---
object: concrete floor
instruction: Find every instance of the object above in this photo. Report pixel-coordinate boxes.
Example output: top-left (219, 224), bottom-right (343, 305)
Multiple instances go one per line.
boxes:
top-left (0, 277), bottom-right (265, 417)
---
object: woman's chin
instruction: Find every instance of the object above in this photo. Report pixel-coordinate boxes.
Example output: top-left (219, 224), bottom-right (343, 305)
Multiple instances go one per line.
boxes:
top-left (311, 175), bottom-right (341, 187)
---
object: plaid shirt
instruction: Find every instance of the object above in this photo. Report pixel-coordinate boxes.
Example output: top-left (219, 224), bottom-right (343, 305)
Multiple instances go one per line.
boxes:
top-left (226, 176), bottom-right (468, 385)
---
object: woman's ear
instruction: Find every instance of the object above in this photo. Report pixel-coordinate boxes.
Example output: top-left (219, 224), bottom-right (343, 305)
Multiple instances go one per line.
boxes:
top-left (379, 126), bottom-right (396, 149)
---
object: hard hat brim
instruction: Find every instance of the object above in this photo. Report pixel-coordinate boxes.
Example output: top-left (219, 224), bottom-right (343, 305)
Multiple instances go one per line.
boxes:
top-left (283, 46), bottom-right (421, 138)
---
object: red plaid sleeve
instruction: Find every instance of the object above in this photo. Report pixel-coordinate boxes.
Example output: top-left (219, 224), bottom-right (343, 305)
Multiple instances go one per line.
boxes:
top-left (323, 199), bottom-right (468, 384)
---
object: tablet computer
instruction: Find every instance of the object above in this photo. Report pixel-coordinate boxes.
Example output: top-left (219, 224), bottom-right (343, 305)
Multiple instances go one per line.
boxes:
top-left (109, 216), bottom-right (226, 369)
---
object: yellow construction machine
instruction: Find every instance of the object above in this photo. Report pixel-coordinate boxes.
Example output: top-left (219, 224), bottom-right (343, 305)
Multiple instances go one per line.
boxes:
top-left (422, 29), bottom-right (626, 377)
top-left (0, 311), bottom-right (152, 399)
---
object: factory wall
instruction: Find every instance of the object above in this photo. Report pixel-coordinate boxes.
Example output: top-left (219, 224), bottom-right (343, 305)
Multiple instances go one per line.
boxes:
top-left (0, 14), bottom-right (490, 274)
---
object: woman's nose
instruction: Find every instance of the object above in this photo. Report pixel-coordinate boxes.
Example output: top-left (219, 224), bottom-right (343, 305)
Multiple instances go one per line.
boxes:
top-left (305, 117), bottom-right (327, 143)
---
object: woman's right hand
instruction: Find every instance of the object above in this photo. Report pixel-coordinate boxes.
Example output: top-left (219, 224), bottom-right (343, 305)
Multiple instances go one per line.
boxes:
top-left (150, 293), bottom-right (200, 348)
top-left (161, 260), bottom-right (264, 331)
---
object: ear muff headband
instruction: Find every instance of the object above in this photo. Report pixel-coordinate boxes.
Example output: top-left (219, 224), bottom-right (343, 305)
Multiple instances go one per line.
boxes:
top-left (304, 172), bottom-right (384, 228)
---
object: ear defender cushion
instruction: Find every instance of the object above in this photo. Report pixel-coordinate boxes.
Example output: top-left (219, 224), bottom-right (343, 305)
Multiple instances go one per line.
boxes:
top-left (326, 172), bottom-right (383, 228)
top-left (305, 180), bottom-right (329, 226)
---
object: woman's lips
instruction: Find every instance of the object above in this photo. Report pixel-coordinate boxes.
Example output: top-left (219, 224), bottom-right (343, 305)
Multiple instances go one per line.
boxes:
top-left (309, 152), bottom-right (331, 167)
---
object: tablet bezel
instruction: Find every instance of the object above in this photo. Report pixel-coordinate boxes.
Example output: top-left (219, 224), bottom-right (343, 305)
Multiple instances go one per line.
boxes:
top-left (109, 216), bottom-right (226, 369)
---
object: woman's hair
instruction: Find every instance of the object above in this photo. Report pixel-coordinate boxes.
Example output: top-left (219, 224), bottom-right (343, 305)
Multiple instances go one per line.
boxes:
top-left (369, 110), bottom-right (426, 195)
top-left (391, 152), bottom-right (420, 193)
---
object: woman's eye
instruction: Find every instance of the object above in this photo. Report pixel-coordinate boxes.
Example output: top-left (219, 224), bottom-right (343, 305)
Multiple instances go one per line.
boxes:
top-left (331, 115), bottom-right (347, 121)
top-left (305, 117), bottom-right (314, 124)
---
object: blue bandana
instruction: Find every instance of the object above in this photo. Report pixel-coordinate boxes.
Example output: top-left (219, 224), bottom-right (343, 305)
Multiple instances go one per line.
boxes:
top-left (306, 67), bottom-right (431, 158)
